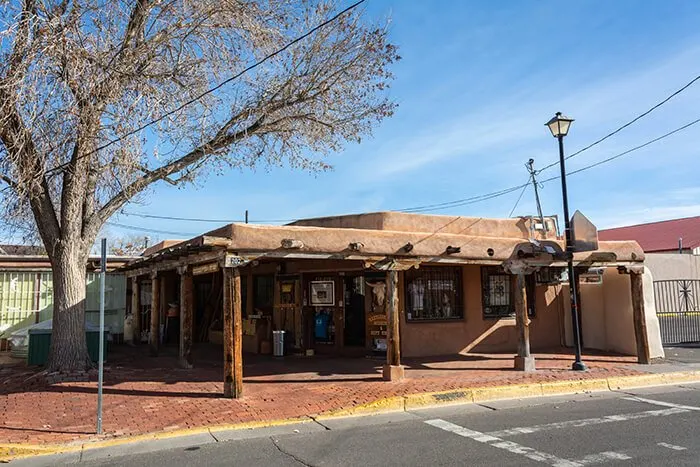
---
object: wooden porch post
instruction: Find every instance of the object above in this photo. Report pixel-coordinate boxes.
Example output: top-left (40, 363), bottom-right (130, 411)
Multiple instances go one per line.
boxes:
top-left (223, 267), bottom-right (243, 398)
top-left (630, 269), bottom-right (651, 364)
top-left (150, 272), bottom-right (160, 356)
top-left (383, 269), bottom-right (404, 381)
top-left (131, 277), bottom-right (141, 345)
top-left (514, 273), bottom-right (535, 371)
top-left (179, 266), bottom-right (194, 368)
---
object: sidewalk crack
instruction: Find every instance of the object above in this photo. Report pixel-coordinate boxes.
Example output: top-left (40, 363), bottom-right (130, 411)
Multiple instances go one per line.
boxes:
top-left (270, 437), bottom-right (314, 467)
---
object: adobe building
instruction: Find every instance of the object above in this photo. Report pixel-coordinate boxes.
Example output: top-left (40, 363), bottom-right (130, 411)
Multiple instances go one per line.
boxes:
top-left (120, 212), bottom-right (663, 398)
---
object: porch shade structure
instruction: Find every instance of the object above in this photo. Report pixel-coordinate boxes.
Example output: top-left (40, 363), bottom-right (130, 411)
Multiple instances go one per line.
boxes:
top-left (383, 269), bottom-right (403, 381)
top-left (222, 266), bottom-right (243, 398)
top-left (118, 211), bottom-right (649, 394)
top-left (149, 272), bottom-right (160, 356)
top-left (178, 266), bottom-right (194, 369)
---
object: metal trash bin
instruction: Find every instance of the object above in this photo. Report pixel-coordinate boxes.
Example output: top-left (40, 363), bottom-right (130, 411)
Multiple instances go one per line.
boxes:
top-left (273, 330), bottom-right (285, 357)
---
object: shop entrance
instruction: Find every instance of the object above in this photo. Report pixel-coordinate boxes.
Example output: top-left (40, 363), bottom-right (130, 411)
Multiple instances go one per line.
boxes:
top-left (343, 276), bottom-right (366, 347)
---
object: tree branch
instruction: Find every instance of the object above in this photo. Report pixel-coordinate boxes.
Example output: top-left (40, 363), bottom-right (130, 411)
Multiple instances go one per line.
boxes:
top-left (84, 114), bottom-right (265, 239)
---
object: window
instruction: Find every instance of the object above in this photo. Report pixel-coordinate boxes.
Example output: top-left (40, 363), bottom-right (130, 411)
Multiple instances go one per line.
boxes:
top-left (481, 267), bottom-right (536, 319)
top-left (405, 267), bottom-right (463, 321)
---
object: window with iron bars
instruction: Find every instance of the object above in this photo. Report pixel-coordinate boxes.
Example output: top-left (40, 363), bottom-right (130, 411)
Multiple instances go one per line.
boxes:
top-left (404, 267), bottom-right (463, 321)
top-left (481, 266), bottom-right (536, 319)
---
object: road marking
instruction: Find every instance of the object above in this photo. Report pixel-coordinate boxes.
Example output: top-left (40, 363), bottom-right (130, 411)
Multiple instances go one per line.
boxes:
top-left (573, 451), bottom-right (632, 465)
top-left (623, 396), bottom-right (700, 411)
top-left (486, 408), bottom-right (688, 437)
top-left (424, 419), bottom-right (629, 466)
top-left (658, 442), bottom-right (687, 451)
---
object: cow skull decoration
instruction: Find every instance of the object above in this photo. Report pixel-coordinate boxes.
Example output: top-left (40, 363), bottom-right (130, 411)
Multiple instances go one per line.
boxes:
top-left (366, 281), bottom-right (387, 313)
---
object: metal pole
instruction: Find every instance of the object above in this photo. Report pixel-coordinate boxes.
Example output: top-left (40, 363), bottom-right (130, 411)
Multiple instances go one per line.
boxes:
top-left (527, 159), bottom-right (546, 232)
top-left (97, 238), bottom-right (106, 434)
top-left (557, 135), bottom-right (587, 371)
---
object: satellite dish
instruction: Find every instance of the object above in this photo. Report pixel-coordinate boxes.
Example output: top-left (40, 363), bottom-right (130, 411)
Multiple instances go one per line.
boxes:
top-left (570, 210), bottom-right (598, 252)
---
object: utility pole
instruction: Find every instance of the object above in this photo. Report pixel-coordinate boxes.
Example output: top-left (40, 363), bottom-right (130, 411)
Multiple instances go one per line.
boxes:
top-left (526, 159), bottom-right (546, 233)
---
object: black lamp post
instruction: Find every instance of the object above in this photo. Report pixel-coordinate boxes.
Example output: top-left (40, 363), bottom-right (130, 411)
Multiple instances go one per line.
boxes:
top-left (545, 112), bottom-right (587, 371)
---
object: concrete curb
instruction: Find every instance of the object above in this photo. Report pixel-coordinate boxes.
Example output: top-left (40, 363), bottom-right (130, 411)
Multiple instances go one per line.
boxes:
top-left (3, 370), bottom-right (700, 463)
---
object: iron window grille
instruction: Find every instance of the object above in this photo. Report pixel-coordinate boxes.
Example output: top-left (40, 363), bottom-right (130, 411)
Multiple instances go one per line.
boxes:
top-left (405, 267), bottom-right (463, 321)
top-left (482, 267), bottom-right (536, 319)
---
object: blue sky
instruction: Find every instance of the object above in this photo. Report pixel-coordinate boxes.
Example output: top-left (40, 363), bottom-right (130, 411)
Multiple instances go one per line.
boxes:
top-left (112, 0), bottom-right (700, 241)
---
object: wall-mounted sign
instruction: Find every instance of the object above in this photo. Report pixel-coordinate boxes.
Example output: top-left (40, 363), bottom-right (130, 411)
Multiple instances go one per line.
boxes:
top-left (224, 254), bottom-right (249, 268)
top-left (310, 280), bottom-right (335, 306)
top-left (368, 313), bottom-right (388, 326)
top-left (192, 262), bottom-right (219, 276)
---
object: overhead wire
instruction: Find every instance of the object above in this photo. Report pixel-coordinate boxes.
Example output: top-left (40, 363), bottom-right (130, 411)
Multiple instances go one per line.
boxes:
top-left (508, 179), bottom-right (530, 218)
top-left (112, 115), bottom-right (700, 230)
top-left (398, 184), bottom-right (529, 213)
top-left (46, 0), bottom-right (368, 176)
top-left (537, 72), bottom-right (700, 173)
top-left (105, 221), bottom-right (196, 237)
top-left (538, 116), bottom-right (700, 184)
top-left (121, 212), bottom-right (296, 223)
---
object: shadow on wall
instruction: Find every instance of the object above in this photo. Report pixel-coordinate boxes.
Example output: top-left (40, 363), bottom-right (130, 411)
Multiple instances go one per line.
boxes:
top-left (461, 319), bottom-right (517, 353)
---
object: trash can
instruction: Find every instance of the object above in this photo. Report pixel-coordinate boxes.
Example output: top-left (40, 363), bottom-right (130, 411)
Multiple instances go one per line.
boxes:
top-left (273, 330), bottom-right (285, 357)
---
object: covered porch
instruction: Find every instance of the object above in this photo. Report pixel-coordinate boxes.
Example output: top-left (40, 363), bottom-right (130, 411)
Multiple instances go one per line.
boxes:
top-left (121, 213), bottom-right (658, 399)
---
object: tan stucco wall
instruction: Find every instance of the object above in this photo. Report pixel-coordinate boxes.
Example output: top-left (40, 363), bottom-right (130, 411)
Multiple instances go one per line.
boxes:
top-left (564, 268), bottom-right (663, 358)
top-left (398, 265), bottom-right (563, 358)
top-left (642, 267), bottom-right (664, 359)
top-left (643, 253), bottom-right (700, 281)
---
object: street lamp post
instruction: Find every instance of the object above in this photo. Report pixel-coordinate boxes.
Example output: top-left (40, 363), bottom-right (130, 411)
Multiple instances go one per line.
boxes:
top-left (545, 112), bottom-right (587, 371)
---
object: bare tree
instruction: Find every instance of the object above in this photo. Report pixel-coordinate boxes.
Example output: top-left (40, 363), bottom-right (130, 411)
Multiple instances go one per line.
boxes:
top-left (106, 234), bottom-right (150, 257)
top-left (0, 0), bottom-right (398, 372)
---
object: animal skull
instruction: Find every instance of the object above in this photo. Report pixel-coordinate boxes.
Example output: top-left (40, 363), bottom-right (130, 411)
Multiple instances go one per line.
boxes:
top-left (366, 281), bottom-right (386, 311)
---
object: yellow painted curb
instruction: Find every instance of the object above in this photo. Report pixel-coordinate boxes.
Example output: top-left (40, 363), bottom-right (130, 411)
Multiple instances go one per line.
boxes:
top-left (0, 417), bottom-right (314, 463)
top-left (315, 396), bottom-right (405, 420)
top-left (0, 444), bottom-right (81, 463)
top-left (3, 370), bottom-right (700, 462)
top-left (404, 388), bottom-right (474, 410)
top-left (472, 383), bottom-right (543, 403)
top-left (607, 370), bottom-right (700, 390)
top-left (540, 378), bottom-right (610, 396)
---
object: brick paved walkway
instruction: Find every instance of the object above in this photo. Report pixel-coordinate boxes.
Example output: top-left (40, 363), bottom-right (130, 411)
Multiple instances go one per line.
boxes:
top-left (0, 345), bottom-right (643, 446)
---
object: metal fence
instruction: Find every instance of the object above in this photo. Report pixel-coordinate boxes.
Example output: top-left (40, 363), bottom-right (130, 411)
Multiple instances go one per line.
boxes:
top-left (653, 279), bottom-right (700, 345)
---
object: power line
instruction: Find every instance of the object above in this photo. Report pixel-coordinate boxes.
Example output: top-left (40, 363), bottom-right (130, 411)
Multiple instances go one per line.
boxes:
top-left (398, 184), bottom-right (529, 213)
top-left (507, 181), bottom-right (529, 218)
top-left (105, 221), bottom-right (196, 237)
top-left (539, 116), bottom-right (700, 185)
top-left (47, 0), bottom-right (367, 175)
top-left (115, 116), bottom-right (700, 225)
top-left (537, 72), bottom-right (700, 174)
top-left (122, 211), bottom-right (295, 223)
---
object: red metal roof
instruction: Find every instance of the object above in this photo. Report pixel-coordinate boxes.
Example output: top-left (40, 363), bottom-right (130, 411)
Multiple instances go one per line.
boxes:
top-left (599, 216), bottom-right (700, 252)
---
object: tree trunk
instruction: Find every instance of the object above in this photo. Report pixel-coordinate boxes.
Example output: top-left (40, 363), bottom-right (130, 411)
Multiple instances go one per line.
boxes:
top-left (46, 248), bottom-right (91, 372)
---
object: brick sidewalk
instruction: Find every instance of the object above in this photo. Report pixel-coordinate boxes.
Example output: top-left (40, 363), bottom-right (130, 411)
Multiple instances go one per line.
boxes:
top-left (0, 346), bottom-right (643, 446)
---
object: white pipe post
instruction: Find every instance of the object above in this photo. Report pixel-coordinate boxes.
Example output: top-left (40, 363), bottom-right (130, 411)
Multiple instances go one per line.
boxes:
top-left (97, 238), bottom-right (106, 434)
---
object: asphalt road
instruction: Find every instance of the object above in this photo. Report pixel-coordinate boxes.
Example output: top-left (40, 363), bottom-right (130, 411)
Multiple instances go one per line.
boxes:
top-left (14, 382), bottom-right (700, 467)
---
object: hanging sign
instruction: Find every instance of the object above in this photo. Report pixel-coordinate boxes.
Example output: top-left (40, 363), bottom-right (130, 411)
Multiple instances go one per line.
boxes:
top-left (192, 262), bottom-right (219, 276)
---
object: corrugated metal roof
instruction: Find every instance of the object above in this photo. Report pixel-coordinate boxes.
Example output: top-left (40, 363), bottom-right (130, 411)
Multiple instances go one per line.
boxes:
top-left (599, 216), bottom-right (700, 252)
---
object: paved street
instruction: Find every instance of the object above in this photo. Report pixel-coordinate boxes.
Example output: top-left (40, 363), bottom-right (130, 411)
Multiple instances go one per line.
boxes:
top-left (14, 382), bottom-right (700, 467)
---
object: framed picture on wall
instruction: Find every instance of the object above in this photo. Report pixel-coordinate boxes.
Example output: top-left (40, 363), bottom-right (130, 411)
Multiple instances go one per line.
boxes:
top-left (310, 280), bottom-right (335, 306)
